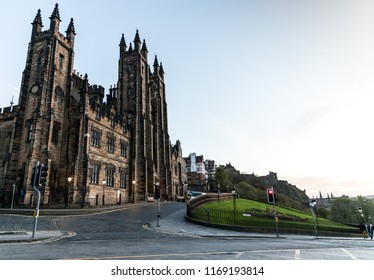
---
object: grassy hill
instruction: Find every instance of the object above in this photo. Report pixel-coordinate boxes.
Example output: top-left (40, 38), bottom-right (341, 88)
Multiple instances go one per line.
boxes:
top-left (190, 198), bottom-right (359, 236)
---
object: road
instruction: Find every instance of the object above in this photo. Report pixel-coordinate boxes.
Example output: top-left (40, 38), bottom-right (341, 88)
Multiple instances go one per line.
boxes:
top-left (0, 202), bottom-right (373, 260)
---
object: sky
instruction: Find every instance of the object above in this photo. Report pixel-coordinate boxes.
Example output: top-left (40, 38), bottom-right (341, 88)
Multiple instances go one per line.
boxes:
top-left (0, 0), bottom-right (373, 198)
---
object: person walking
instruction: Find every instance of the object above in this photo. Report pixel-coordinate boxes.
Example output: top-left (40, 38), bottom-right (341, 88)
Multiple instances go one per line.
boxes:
top-left (359, 223), bottom-right (367, 239)
top-left (368, 224), bottom-right (373, 239)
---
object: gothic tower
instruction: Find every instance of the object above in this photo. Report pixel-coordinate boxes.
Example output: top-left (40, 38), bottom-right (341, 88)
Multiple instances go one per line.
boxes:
top-left (117, 31), bottom-right (171, 201)
top-left (4, 4), bottom-right (76, 204)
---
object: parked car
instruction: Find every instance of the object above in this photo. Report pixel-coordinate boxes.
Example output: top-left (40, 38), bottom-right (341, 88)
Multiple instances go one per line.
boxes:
top-left (188, 191), bottom-right (206, 200)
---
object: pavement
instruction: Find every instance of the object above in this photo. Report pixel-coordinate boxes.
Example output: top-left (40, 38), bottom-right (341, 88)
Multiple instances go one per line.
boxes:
top-left (0, 202), bottom-right (364, 243)
top-left (0, 203), bottom-right (143, 243)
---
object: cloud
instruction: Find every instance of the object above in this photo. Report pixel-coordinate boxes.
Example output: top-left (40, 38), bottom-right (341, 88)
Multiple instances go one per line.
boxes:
top-left (286, 175), bottom-right (373, 198)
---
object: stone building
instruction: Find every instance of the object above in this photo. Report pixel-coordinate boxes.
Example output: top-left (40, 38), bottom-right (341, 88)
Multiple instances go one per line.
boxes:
top-left (184, 153), bottom-right (208, 192)
top-left (0, 4), bottom-right (185, 207)
top-left (170, 140), bottom-right (187, 198)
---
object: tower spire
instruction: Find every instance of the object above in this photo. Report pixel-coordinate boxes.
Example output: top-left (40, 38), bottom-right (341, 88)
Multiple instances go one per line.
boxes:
top-left (49, 3), bottom-right (61, 33)
top-left (50, 3), bottom-right (61, 21)
top-left (119, 33), bottom-right (127, 57)
top-left (33, 9), bottom-right (43, 25)
top-left (66, 18), bottom-right (75, 34)
top-left (66, 18), bottom-right (76, 44)
top-left (141, 39), bottom-right (148, 53)
top-left (134, 29), bottom-right (141, 51)
top-left (31, 9), bottom-right (43, 37)
top-left (159, 62), bottom-right (164, 75)
top-left (153, 55), bottom-right (159, 74)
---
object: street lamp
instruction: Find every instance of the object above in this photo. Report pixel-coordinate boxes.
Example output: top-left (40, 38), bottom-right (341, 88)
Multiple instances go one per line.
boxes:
top-left (309, 199), bottom-right (318, 238)
top-left (102, 178), bottom-right (106, 205)
top-left (132, 180), bottom-right (136, 203)
top-left (11, 184), bottom-right (16, 210)
top-left (232, 186), bottom-right (237, 225)
top-left (68, 177), bottom-right (72, 205)
top-left (65, 176), bottom-right (72, 208)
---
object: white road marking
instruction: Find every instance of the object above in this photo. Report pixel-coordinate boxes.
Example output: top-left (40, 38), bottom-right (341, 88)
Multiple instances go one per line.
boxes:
top-left (340, 248), bottom-right (358, 260)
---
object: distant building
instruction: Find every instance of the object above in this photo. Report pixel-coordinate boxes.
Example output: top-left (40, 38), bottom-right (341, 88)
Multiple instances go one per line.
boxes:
top-left (184, 153), bottom-right (208, 191)
top-left (204, 159), bottom-right (216, 177)
top-left (170, 140), bottom-right (187, 197)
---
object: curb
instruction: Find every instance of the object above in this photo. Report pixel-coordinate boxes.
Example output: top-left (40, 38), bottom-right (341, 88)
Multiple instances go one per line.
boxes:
top-left (0, 203), bottom-right (149, 216)
top-left (0, 230), bottom-right (75, 244)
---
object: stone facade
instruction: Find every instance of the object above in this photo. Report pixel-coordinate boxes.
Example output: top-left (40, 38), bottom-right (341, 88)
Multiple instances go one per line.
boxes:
top-left (0, 4), bottom-right (185, 207)
top-left (184, 153), bottom-right (208, 191)
top-left (170, 140), bottom-right (187, 198)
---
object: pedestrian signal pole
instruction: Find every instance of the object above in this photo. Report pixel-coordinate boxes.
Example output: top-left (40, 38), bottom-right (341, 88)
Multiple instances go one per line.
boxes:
top-left (267, 187), bottom-right (279, 237)
top-left (31, 161), bottom-right (41, 238)
top-left (155, 182), bottom-right (161, 227)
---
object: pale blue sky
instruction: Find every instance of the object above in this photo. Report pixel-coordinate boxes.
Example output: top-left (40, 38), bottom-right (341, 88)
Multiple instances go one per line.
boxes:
top-left (1, 0), bottom-right (373, 197)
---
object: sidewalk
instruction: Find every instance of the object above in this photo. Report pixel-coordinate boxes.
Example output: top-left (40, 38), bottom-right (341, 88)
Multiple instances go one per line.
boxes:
top-left (148, 207), bottom-right (363, 241)
top-left (0, 230), bottom-right (75, 243)
top-left (0, 203), bottom-right (141, 243)
top-left (148, 207), bottom-right (286, 239)
top-left (0, 202), bottom-right (363, 243)
top-left (0, 203), bottom-right (144, 216)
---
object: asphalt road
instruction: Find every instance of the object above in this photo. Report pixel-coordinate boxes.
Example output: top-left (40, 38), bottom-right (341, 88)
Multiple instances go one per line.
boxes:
top-left (0, 202), bottom-right (373, 260)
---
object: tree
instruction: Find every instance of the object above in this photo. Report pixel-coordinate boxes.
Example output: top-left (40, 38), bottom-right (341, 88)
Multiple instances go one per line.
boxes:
top-left (316, 207), bottom-right (329, 219)
top-left (214, 167), bottom-right (231, 191)
top-left (354, 196), bottom-right (374, 224)
top-left (330, 197), bottom-right (356, 224)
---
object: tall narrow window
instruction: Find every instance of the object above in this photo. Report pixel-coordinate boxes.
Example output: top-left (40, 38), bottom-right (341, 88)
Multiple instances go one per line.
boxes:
top-left (110, 113), bottom-right (115, 127)
top-left (90, 163), bottom-right (100, 184)
top-left (120, 141), bottom-right (128, 157)
top-left (107, 135), bottom-right (115, 153)
top-left (59, 54), bottom-right (64, 71)
top-left (120, 168), bottom-right (127, 189)
top-left (51, 121), bottom-right (61, 145)
top-left (91, 129), bottom-right (101, 147)
top-left (26, 122), bottom-right (34, 142)
top-left (95, 105), bottom-right (100, 120)
top-left (106, 166), bottom-right (115, 187)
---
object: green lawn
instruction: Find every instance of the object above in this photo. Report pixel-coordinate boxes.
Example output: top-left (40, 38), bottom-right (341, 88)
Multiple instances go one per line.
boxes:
top-left (190, 198), bottom-right (358, 235)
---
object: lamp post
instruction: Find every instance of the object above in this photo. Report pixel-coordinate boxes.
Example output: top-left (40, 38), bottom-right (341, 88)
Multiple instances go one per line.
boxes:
top-left (102, 178), bottom-right (106, 205)
top-left (309, 199), bottom-right (318, 238)
top-left (358, 207), bottom-right (364, 222)
top-left (232, 186), bottom-right (237, 225)
top-left (216, 180), bottom-right (221, 203)
top-left (67, 177), bottom-right (72, 205)
top-left (65, 177), bottom-right (72, 208)
top-left (132, 180), bottom-right (136, 203)
top-left (11, 184), bottom-right (16, 210)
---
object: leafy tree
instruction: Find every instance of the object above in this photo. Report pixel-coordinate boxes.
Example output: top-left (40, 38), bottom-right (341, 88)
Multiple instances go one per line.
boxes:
top-left (353, 196), bottom-right (374, 224)
top-left (316, 207), bottom-right (329, 219)
top-left (214, 167), bottom-right (231, 191)
top-left (330, 197), bottom-right (356, 224)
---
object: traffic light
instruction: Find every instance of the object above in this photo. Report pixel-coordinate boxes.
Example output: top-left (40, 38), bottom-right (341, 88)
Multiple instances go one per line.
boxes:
top-left (39, 164), bottom-right (48, 186)
top-left (267, 188), bottom-right (274, 203)
top-left (31, 165), bottom-right (38, 186)
top-left (155, 183), bottom-right (161, 199)
top-left (37, 164), bottom-right (48, 186)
